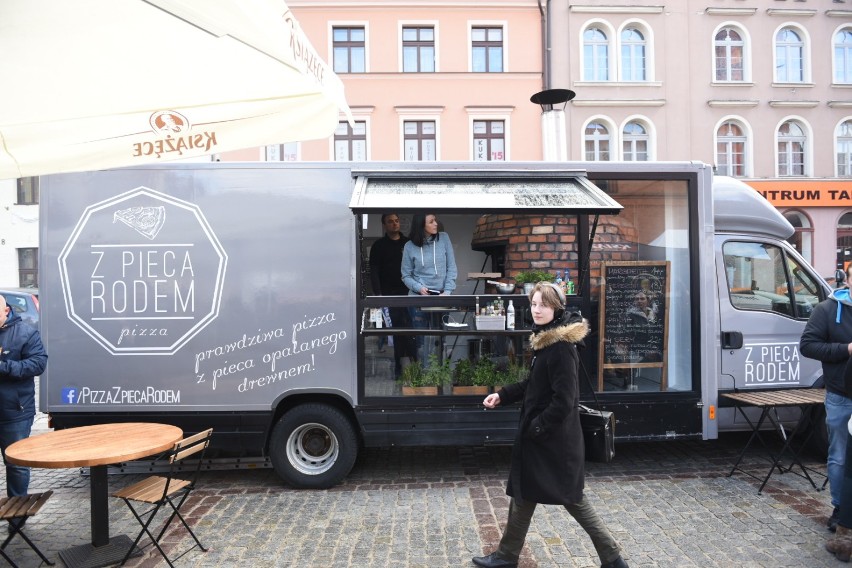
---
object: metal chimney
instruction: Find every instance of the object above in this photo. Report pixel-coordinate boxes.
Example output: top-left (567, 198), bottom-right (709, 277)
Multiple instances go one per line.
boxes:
top-left (530, 89), bottom-right (575, 161)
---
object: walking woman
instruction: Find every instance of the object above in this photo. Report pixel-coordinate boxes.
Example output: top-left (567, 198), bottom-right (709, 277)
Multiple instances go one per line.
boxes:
top-left (473, 282), bottom-right (628, 568)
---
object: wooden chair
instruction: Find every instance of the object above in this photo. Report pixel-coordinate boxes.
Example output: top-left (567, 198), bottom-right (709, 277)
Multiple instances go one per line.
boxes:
top-left (112, 429), bottom-right (213, 567)
top-left (0, 491), bottom-right (55, 567)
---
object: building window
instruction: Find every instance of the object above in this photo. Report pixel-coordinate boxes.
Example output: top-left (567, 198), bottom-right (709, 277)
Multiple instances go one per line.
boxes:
top-left (16, 177), bottom-right (38, 205)
top-left (621, 27), bottom-right (646, 81)
top-left (777, 120), bottom-right (806, 177)
top-left (471, 26), bottom-right (503, 73)
top-left (404, 121), bottom-right (437, 161)
top-left (334, 121), bottom-right (367, 161)
top-left (472, 120), bottom-right (505, 161)
top-left (585, 122), bottom-right (611, 161)
top-left (622, 121), bottom-right (648, 161)
top-left (402, 27), bottom-right (435, 73)
top-left (839, 120), bottom-right (852, 177)
top-left (333, 27), bottom-right (366, 74)
top-left (715, 27), bottom-right (744, 82)
top-left (838, 212), bottom-right (852, 271)
top-left (837, 29), bottom-right (852, 84)
top-left (265, 142), bottom-right (299, 162)
top-left (583, 27), bottom-right (609, 81)
top-left (716, 121), bottom-right (747, 177)
top-left (17, 248), bottom-right (37, 288)
top-left (783, 210), bottom-right (813, 265)
top-left (775, 27), bottom-right (804, 83)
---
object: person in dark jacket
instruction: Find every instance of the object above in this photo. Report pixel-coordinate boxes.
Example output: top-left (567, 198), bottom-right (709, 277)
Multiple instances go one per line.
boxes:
top-left (800, 287), bottom-right (852, 532)
top-left (369, 213), bottom-right (415, 373)
top-left (473, 282), bottom-right (627, 568)
top-left (0, 294), bottom-right (47, 499)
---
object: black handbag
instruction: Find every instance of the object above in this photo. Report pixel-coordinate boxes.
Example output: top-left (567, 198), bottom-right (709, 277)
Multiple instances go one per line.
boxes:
top-left (579, 404), bottom-right (615, 463)
top-left (578, 351), bottom-right (616, 463)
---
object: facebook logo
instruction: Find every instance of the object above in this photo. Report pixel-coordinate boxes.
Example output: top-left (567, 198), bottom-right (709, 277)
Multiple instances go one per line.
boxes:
top-left (61, 388), bottom-right (78, 404)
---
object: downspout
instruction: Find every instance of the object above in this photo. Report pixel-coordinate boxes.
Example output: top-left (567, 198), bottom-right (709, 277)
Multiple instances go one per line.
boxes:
top-left (537, 0), bottom-right (551, 90)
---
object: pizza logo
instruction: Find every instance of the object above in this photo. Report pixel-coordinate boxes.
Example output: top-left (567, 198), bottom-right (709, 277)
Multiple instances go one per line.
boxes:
top-left (149, 111), bottom-right (189, 135)
top-left (113, 206), bottom-right (166, 240)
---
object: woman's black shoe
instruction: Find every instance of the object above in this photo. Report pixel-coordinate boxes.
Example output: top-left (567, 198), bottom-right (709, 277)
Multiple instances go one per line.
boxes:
top-left (472, 551), bottom-right (518, 568)
top-left (601, 556), bottom-right (629, 568)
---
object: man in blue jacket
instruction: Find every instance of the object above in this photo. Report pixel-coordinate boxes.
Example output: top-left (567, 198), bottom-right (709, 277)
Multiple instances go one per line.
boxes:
top-left (0, 294), bottom-right (47, 499)
top-left (801, 286), bottom-right (852, 532)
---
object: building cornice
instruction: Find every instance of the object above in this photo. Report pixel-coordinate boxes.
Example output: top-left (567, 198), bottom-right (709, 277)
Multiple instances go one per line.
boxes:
top-left (829, 101), bottom-right (852, 108)
top-left (568, 5), bottom-right (664, 15)
top-left (768, 100), bottom-right (819, 108)
top-left (828, 10), bottom-right (852, 18)
top-left (765, 9), bottom-right (816, 17)
top-left (707, 100), bottom-right (759, 108)
top-left (571, 99), bottom-right (665, 107)
top-left (573, 81), bottom-right (663, 88)
top-left (394, 106), bottom-right (445, 114)
top-left (464, 106), bottom-right (515, 114)
top-left (704, 8), bottom-right (757, 16)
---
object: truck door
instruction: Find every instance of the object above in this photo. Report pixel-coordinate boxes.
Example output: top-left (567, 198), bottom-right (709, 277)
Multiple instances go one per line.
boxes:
top-left (717, 237), bottom-right (826, 391)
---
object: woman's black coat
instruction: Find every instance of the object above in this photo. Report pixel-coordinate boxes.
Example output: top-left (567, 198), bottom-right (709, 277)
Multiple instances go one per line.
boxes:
top-left (498, 317), bottom-right (588, 505)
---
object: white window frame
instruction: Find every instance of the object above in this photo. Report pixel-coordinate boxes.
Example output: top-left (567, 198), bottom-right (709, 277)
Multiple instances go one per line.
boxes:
top-left (329, 111), bottom-right (372, 161)
top-left (833, 25), bottom-right (852, 85)
top-left (580, 20), bottom-right (615, 83)
top-left (773, 23), bottom-right (811, 85)
top-left (774, 116), bottom-right (812, 177)
top-left (581, 116), bottom-right (617, 162)
top-left (396, 107), bottom-right (443, 161)
top-left (619, 115), bottom-right (655, 161)
top-left (837, 117), bottom-right (852, 178)
top-left (616, 20), bottom-right (654, 82)
top-left (713, 116), bottom-right (753, 178)
top-left (466, 108), bottom-right (512, 161)
top-left (711, 22), bottom-right (751, 84)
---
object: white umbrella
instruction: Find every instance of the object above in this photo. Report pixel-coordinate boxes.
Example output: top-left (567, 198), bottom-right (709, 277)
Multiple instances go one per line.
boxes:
top-left (0, 0), bottom-right (352, 179)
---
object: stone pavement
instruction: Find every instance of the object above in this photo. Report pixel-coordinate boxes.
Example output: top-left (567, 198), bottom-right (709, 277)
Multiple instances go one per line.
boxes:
top-left (0, 410), bottom-right (843, 567)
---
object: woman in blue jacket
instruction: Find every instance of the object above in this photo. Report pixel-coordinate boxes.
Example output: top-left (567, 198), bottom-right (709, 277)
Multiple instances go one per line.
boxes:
top-left (401, 213), bottom-right (457, 296)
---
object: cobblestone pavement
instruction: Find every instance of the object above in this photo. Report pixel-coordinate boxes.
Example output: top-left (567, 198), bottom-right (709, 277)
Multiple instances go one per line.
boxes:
top-left (0, 411), bottom-right (842, 567)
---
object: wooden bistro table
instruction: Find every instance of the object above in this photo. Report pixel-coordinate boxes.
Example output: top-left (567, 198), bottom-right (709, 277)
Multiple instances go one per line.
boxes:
top-left (722, 388), bottom-right (825, 495)
top-left (6, 422), bottom-right (182, 568)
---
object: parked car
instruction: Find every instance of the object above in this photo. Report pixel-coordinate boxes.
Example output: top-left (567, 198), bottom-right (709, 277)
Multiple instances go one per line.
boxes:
top-left (0, 288), bottom-right (39, 328)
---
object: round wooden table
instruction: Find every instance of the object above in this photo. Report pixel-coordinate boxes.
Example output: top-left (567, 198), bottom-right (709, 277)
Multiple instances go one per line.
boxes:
top-left (6, 422), bottom-right (182, 568)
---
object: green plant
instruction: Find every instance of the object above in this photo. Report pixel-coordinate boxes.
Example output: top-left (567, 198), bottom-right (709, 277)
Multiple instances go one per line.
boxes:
top-left (472, 357), bottom-right (498, 387)
top-left (398, 360), bottom-right (428, 388)
top-left (498, 362), bottom-right (529, 386)
top-left (423, 353), bottom-right (452, 387)
top-left (514, 270), bottom-right (556, 285)
top-left (453, 358), bottom-right (476, 387)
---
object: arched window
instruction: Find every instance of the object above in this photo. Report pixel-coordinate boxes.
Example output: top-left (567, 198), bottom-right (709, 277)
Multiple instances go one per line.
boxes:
top-left (838, 212), bottom-right (852, 270)
top-left (621, 27), bottom-right (646, 81)
top-left (775, 28), bottom-right (804, 83)
top-left (839, 120), bottom-right (852, 177)
top-left (583, 27), bottom-right (609, 81)
top-left (783, 210), bottom-right (813, 264)
top-left (622, 121), bottom-right (648, 161)
top-left (778, 120), bottom-right (806, 177)
top-left (836, 29), bottom-right (852, 84)
top-left (717, 121), bottom-right (747, 177)
top-left (715, 27), bottom-right (744, 82)
top-left (585, 122), bottom-right (610, 161)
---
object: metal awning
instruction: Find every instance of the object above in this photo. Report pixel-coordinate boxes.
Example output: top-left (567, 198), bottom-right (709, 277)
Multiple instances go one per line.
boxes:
top-left (349, 168), bottom-right (622, 214)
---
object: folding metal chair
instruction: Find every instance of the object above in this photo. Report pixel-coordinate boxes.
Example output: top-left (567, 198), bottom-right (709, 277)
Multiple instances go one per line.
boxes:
top-left (0, 491), bottom-right (55, 567)
top-left (112, 429), bottom-right (212, 567)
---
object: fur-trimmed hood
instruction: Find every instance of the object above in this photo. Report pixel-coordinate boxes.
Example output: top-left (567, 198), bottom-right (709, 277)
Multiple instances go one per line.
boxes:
top-left (529, 319), bottom-right (590, 351)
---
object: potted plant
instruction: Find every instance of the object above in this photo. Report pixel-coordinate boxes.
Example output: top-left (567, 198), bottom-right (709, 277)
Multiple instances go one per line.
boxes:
top-left (398, 360), bottom-right (437, 396)
top-left (514, 270), bottom-right (556, 294)
top-left (452, 358), bottom-right (489, 395)
top-left (423, 353), bottom-right (453, 394)
top-left (493, 361), bottom-right (528, 392)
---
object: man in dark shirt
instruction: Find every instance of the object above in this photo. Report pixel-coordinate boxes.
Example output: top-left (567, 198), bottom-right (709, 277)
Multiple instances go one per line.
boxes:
top-left (369, 213), bottom-right (415, 373)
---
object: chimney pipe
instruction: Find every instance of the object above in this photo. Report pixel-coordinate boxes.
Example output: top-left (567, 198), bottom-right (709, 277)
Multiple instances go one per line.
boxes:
top-left (530, 88), bottom-right (575, 162)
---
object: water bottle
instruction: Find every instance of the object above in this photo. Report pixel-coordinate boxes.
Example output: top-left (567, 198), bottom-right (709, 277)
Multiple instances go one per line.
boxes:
top-left (507, 300), bottom-right (515, 330)
top-left (555, 270), bottom-right (563, 290)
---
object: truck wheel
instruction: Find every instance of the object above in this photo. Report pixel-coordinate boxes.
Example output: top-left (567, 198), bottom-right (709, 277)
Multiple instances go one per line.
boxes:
top-left (269, 404), bottom-right (358, 489)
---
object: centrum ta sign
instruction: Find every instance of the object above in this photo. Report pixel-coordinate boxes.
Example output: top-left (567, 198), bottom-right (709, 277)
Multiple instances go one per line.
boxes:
top-left (58, 187), bottom-right (228, 355)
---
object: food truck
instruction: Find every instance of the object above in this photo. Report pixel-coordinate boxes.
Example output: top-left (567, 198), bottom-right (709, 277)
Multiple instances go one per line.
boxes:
top-left (37, 160), bottom-right (830, 487)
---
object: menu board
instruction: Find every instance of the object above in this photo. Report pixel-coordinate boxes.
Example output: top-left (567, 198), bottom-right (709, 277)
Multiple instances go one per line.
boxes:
top-left (597, 261), bottom-right (669, 390)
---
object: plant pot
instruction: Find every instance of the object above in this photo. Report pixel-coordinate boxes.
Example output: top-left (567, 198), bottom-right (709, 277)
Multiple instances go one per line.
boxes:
top-left (523, 283), bottom-right (534, 294)
top-left (452, 385), bottom-right (489, 396)
top-left (402, 386), bottom-right (439, 396)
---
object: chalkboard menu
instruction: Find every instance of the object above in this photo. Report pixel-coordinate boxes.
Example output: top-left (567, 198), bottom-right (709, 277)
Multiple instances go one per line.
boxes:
top-left (597, 261), bottom-right (670, 390)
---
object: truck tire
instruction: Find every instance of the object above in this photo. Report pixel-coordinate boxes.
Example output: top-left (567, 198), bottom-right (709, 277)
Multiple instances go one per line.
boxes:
top-left (269, 404), bottom-right (358, 489)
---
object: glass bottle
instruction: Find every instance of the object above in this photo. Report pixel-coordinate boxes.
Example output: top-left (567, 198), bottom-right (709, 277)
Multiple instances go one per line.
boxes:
top-left (507, 300), bottom-right (515, 330)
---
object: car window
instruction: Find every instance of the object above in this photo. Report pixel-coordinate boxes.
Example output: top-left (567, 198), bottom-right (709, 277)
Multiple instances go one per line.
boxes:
top-left (4, 295), bottom-right (27, 314)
